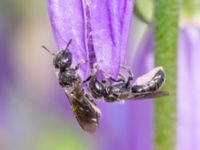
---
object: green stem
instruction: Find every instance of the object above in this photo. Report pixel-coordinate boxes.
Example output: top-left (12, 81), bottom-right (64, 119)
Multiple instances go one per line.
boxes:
top-left (153, 0), bottom-right (179, 150)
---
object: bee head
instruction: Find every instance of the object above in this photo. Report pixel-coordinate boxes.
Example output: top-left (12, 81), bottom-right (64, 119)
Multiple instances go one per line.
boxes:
top-left (42, 39), bottom-right (73, 71)
top-left (53, 49), bottom-right (72, 70)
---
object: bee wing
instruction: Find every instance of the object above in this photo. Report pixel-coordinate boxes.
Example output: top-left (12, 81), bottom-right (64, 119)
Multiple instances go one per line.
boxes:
top-left (65, 91), bottom-right (101, 134)
top-left (126, 91), bottom-right (169, 100)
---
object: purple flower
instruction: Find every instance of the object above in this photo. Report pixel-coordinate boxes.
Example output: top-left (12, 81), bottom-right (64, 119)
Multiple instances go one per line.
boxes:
top-left (48, 0), bottom-right (134, 78)
top-left (48, 0), bottom-right (154, 149)
top-left (177, 24), bottom-right (200, 150)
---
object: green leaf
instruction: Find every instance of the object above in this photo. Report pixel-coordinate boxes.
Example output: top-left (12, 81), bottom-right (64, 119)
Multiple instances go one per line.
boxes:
top-left (153, 0), bottom-right (179, 150)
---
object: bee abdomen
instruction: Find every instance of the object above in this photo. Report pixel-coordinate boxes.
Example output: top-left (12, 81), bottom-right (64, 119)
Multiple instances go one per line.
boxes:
top-left (132, 68), bottom-right (165, 93)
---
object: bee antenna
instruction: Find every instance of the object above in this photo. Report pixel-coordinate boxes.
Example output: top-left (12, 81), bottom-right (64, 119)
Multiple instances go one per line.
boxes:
top-left (41, 45), bottom-right (56, 56)
top-left (65, 39), bottom-right (72, 51)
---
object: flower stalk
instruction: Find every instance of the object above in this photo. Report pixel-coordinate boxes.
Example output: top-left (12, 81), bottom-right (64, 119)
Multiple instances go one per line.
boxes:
top-left (153, 0), bottom-right (179, 149)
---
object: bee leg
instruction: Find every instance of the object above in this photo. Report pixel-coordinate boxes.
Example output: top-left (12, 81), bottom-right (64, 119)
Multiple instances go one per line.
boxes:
top-left (103, 65), bottom-right (133, 83)
top-left (120, 65), bottom-right (134, 80)
top-left (118, 73), bottom-right (126, 82)
top-left (120, 65), bottom-right (134, 86)
top-left (92, 62), bottom-right (100, 74)
top-left (75, 59), bottom-right (87, 70)
top-left (110, 77), bottom-right (124, 82)
top-left (83, 75), bottom-right (92, 83)
top-left (92, 61), bottom-right (123, 82)
top-left (83, 62), bottom-right (100, 84)
top-left (103, 71), bottom-right (125, 83)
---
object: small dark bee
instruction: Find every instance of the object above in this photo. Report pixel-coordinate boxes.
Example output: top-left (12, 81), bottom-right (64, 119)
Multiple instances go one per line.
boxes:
top-left (42, 40), bottom-right (81, 89)
top-left (84, 64), bottom-right (168, 102)
top-left (42, 40), bottom-right (101, 134)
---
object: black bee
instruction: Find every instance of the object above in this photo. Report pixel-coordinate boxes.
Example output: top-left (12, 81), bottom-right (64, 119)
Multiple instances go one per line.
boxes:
top-left (42, 40), bottom-right (101, 134)
top-left (83, 64), bottom-right (168, 102)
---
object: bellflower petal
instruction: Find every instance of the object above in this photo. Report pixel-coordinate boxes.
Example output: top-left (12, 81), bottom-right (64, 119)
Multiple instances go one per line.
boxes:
top-left (177, 25), bottom-right (200, 150)
top-left (48, 0), bottom-right (134, 76)
top-left (129, 30), bottom-right (154, 150)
